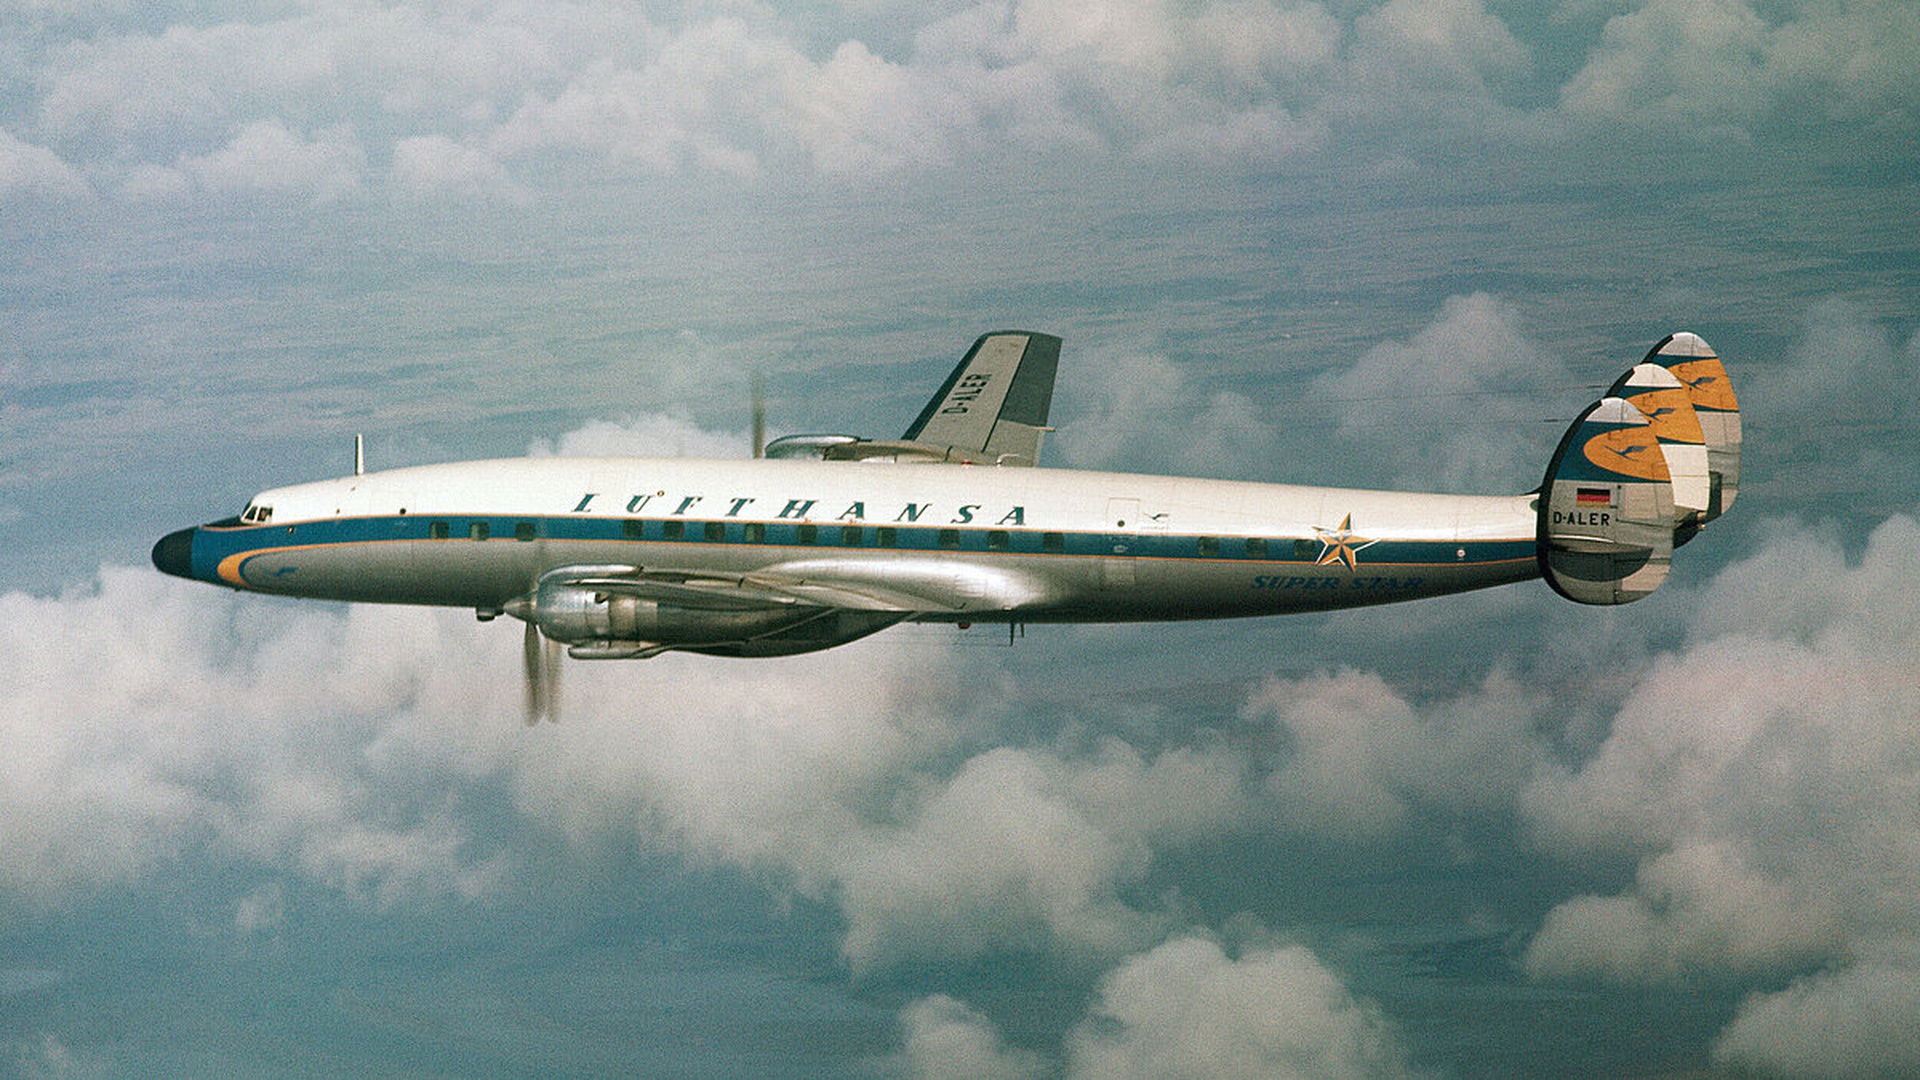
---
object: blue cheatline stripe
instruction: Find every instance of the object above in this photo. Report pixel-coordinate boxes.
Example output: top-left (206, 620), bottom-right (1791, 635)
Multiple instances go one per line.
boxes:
top-left (197, 514), bottom-right (1537, 576)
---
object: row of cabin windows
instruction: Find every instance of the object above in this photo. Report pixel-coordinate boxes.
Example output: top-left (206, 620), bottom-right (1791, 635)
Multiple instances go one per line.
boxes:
top-left (642, 520), bottom-right (1013, 549)
top-left (427, 520), bottom-right (537, 542)
top-left (423, 519), bottom-right (1313, 559)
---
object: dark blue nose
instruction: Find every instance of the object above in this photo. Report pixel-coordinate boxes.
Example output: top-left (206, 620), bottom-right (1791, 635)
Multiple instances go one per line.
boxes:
top-left (152, 527), bottom-right (196, 579)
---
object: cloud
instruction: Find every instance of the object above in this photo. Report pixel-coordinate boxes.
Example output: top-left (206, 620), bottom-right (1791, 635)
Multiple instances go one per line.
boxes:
top-left (0, 126), bottom-right (88, 200)
top-left (1713, 947), bottom-right (1920, 1079)
top-left (177, 119), bottom-right (365, 203)
top-left (10, 1031), bottom-right (106, 1080)
top-left (528, 410), bottom-right (750, 458)
top-left (486, 15), bottom-right (797, 178)
top-left (1558, 0), bottom-right (1920, 142)
top-left (895, 931), bottom-right (1420, 1079)
top-left (1050, 345), bottom-right (1282, 479)
top-left (1520, 515), bottom-right (1920, 1071)
top-left (12, 0), bottom-right (1917, 199)
top-left (1741, 299), bottom-right (1920, 515)
top-left (1062, 933), bottom-right (1419, 1080)
top-left (8, 550), bottom-right (1230, 974)
top-left (831, 738), bottom-right (1260, 966)
top-left (0, 567), bottom-right (517, 908)
top-left (1340, 0), bottom-right (1531, 125)
top-left (391, 134), bottom-right (527, 203)
top-left (1557, 0), bottom-right (1773, 134)
top-left (1243, 667), bottom-right (1548, 841)
top-left (1309, 292), bottom-right (1571, 492)
top-left (895, 995), bottom-right (1050, 1080)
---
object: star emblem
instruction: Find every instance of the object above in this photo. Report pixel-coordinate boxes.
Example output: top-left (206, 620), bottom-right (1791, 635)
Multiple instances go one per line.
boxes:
top-left (1314, 514), bottom-right (1377, 570)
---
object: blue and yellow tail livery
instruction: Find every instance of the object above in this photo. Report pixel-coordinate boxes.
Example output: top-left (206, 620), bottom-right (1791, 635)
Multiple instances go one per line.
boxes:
top-left (1538, 332), bottom-right (1740, 605)
top-left (1651, 332), bottom-right (1741, 522)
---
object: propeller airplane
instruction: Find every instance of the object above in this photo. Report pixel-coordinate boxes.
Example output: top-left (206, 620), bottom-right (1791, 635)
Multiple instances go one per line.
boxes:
top-left (154, 330), bottom-right (1741, 722)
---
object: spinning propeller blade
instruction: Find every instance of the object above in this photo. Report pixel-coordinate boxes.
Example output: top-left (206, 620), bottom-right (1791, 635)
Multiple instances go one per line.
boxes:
top-left (522, 621), bottom-right (561, 724)
top-left (751, 370), bottom-right (766, 459)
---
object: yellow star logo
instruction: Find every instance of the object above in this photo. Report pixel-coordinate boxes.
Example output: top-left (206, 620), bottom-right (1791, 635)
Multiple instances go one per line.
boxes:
top-left (1314, 514), bottom-right (1377, 570)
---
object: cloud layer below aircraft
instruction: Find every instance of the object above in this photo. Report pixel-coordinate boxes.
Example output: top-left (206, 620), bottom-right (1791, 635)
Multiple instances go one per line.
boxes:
top-left (8, 452), bottom-right (1920, 1075)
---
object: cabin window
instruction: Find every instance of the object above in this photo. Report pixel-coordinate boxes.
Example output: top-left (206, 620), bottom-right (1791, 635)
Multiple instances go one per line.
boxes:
top-left (1293, 539), bottom-right (1316, 559)
top-left (429, 521), bottom-right (451, 540)
top-left (743, 522), bottom-right (766, 543)
top-left (1196, 536), bottom-right (1219, 557)
top-left (705, 521), bottom-right (726, 542)
top-left (622, 520), bottom-right (644, 540)
top-left (987, 530), bottom-right (1010, 551)
top-left (797, 524), bottom-right (818, 544)
top-left (1245, 537), bottom-right (1267, 559)
top-left (515, 521), bottom-right (537, 542)
top-left (939, 529), bottom-right (961, 549)
top-left (1042, 531), bottom-right (1064, 552)
top-left (841, 525), bottom-right (863, 546)
top-left (662, 520), bottom-right (685, 541)
top-left (876, 526), bottom-right (898, 547)
top-left (469, 522), bottom-right (489, 541)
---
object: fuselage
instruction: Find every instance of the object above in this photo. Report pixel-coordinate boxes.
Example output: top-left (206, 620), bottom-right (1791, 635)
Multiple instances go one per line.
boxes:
top-left (154, 455), bottom-right (1542, 623)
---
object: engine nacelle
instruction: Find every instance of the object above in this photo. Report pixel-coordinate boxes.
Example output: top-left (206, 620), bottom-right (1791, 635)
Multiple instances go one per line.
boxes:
top-left (525, 581), bottom-right (819, 648)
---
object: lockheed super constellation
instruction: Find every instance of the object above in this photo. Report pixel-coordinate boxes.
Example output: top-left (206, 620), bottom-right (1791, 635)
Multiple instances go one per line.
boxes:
top-left (154, 330), bottom-right (1740, 721)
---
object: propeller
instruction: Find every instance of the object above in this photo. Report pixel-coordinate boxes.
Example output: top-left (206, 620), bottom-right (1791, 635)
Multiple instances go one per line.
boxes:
top-left (751, 369), bottom-right (767, 459)
top-left (522, 620), bottom-right (562, 725)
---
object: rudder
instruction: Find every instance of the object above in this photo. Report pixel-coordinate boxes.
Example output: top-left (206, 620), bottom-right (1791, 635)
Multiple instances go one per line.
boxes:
top-left (1649, 332), bottom-right (1740, 521)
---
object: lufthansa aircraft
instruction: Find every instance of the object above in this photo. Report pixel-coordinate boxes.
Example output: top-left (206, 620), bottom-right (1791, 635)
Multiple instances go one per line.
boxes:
top-left (153, 331), bottom-right (1740, 720)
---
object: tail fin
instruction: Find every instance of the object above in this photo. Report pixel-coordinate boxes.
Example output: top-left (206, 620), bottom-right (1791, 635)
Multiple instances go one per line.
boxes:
top-left (1537, 397), bottom-right (1675, 605)
top-left (1538, 331), bottom-right (1741, 604)
top-left (1609, 361), bottom-right (1710, 539)
top-left (1648, 332), bottom-right (1740, 521)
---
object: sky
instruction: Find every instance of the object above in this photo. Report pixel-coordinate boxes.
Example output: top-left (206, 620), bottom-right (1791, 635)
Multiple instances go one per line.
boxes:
top-left (3, 0), bottom-right (1919, 1076)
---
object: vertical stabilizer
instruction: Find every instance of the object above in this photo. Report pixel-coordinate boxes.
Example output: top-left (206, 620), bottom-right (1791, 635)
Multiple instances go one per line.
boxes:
top-left (1650, 332), bottom-right (1740, 520)
top-left (1537, 397), bottom-right (1675, 605)
top-left (1609, 362), bottom-right (1709, 533)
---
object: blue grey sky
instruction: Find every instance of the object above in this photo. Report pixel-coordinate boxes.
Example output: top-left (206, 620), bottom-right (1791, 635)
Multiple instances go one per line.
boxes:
top-left (4, 1), bottom-right (1919, 1076)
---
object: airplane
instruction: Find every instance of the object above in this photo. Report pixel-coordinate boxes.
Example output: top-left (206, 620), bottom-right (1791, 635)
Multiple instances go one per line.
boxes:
top-left (152, 330), bottom-right (1741, 721)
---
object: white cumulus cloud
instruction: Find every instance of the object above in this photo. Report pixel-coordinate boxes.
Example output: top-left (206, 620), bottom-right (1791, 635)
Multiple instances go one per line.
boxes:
top-left (0, 126), bottom-right (88, 200)
top-left (1522, 515), bottom-right (1920, 1073)
top-left (1062, 933), bottom-right (1420, 1080)
top-left (1311, 292), bottom-right (1571, 492)
top-left (896, 994), bottom-right (1051, 1080)
top-left (178, 119), bottom-right (366, 203)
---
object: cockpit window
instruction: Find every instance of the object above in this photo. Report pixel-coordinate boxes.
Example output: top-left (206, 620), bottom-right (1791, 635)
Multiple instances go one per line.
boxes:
top-left (241, 503), bottom-right (274, 524)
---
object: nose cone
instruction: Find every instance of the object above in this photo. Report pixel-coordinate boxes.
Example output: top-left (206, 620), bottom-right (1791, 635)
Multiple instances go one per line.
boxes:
top-left (151, 527), bottom-right (196, 580)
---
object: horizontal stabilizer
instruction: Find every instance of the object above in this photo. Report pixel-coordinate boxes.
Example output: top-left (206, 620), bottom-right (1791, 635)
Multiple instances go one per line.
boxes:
top-left (900, 331), bottom-right (1060, 466)
top-left (1537, 397), bottom-right (1674, 605)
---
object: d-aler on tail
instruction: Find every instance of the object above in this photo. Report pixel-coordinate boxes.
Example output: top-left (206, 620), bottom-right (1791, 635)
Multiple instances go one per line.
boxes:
top-left (1538, 332), bottom-right (1742, 604)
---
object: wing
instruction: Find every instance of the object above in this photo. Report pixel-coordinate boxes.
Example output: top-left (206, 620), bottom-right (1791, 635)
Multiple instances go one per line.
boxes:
top-left (548, 559), bottom-right (1043, 614)
top-left (518, 559), bottom-right (1046, 658)
top-left (898, 331), bottom-right (1060, 466)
